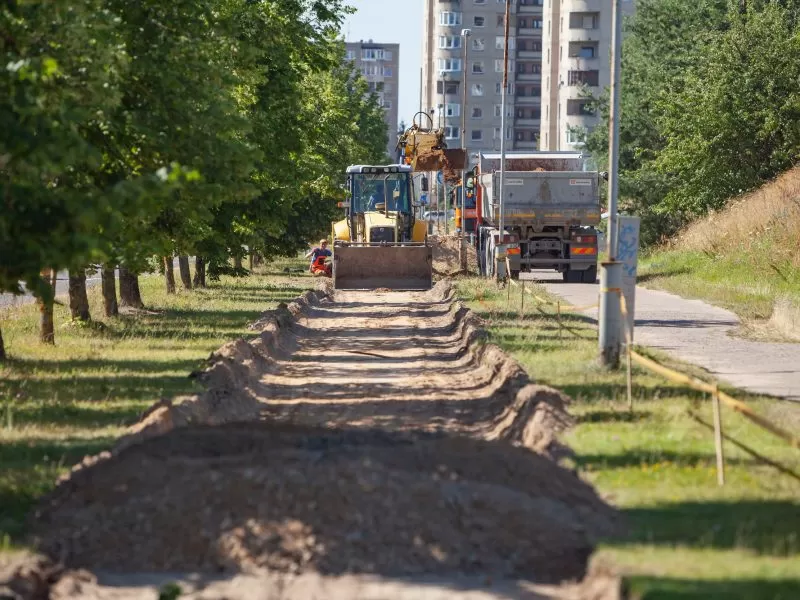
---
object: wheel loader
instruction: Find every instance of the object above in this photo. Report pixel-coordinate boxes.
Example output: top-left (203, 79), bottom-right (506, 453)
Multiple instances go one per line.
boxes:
top-left (331, 164), bottom-right (432, 290)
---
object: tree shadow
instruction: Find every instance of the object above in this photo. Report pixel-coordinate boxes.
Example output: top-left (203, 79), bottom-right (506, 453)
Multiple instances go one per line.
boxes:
top-left (636, 267), bottom-right (693, 284)
top-left (626, 576), bottom-right (800, 600)
top-left (619, 500), bottom-right (800, 557)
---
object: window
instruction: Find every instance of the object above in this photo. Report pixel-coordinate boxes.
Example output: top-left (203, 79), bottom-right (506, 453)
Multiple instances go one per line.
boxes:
top-left (437, 81), bottom-right (461, 94)
top-left (472, 107), bottom-right (483, 119)
top-left (471, 130), bottom-right (483, 141)
top-left (569, 41), bottom-right (598, 58)
top-left (362, 49), bottom-right (390, 61)
top-left (440, 11), bottom-right (462, 26)
top-left (382, 66), bottom-right (393, 76)
top-left (567, 70), bottom-right (599, 86)
top-left (497, 14), bottom-right (508, 27)
top-left (474, 0), bottom-right (486, 4)
top-left (361, 65), bottom-right (378, 76)
top-left (472, 38), bottom-right (486, 51)
top-left (495, 36), bottom-right (516, 50)
top-left (518, 62), bottom-right (541, 74)
top-left (495, 82), bottom-right (515, 95)
top-left (438, 58), bottom-right (463, 72)
top-left (444, 126), bottom-right (460, 140)
top-left (471, 83), bottom-right (484, 96)
top-left (531, 17), bottom-right (543, 29)
top-left (493, 127), bottom-right (501, 140)
top-left (474, 16), bottom-right (485, 27)
top-left (494, 104), bottom-right (513, 118)
top-left (495, 59), bottom-right (515, 72)
top-left (380, 99), bottom-right (392, 109)
top-left (566, 127), bottom-right (586, 145)
top-left (567, 99), bottom-right (596, 116)
top-left (345, 50), bottom-right (356, 60)
top-left (439, 36), bottom-right (463, 49)
top-left (472, 61), bottom-right (485, 74)
top-left (569, 12), bottom-right (599, 29)
top-left (445, 103), bottom-right (460, 117)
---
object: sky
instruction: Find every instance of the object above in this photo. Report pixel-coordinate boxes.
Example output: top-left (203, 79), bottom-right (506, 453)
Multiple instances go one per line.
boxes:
top-left (342, 0), bottom-right (424, 129)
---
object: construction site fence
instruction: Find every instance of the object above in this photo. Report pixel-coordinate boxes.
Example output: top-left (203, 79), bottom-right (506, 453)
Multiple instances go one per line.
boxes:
top-left (501, 259), bottom-right (799, 485)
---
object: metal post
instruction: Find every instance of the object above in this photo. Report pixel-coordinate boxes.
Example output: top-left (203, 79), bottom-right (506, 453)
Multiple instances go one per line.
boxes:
top-left (712, 385), bottom-right (726, 486)
top-left (599, 0), bottom-right (623, 367)
top-left (440, 71), bottom-right (448, 234)
top-left (461, 28), bottom-right (471, 268)
top-left (419, 67), bottom-right (423, 117)
top-left (495, 0), bottom-right (511, 281)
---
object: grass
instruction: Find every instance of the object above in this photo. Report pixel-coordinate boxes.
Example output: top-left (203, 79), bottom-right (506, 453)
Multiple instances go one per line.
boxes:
top-left (0, 257), bottom-right (312, 546)
top-left (456, 277), bottom-right (800, 600)
top-left (640, 166), bottom-right (800, 341)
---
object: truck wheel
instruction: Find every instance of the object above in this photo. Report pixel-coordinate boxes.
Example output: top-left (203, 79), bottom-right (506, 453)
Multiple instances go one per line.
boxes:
top-left (510, 270), bottom-right (520, 280)
top-left (562, 270), bottom-right (583, 284)
top-left (582, 265), bottom-right (598, 284)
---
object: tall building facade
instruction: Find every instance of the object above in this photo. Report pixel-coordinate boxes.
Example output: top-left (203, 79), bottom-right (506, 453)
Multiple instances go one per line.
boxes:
top-left (539, 0), bottom-right (634, 151)
top-left (345, 41), bottom-right (400, 158)
top-left (422, 0), bottom-right (546, 166)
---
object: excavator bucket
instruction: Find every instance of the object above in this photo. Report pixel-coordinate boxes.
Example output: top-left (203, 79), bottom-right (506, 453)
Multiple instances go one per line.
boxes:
top-left (333, 245), bottom-right (433, 290)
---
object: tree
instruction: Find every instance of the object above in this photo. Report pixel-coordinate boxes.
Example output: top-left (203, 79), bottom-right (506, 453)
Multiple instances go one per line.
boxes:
top-left (656, 3), bottom-right (800, 215)
top-left (582, 0), bottom-right (730, 243)
top-left (1, 0), bottom-right (127, 352)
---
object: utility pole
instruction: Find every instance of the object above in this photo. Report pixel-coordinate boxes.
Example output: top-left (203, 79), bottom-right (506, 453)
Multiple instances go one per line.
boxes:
top-left (460, 28), bottom-right (472, 269)
top-left (440, 71), bottom-right (449, 234)
top-left (599, 0), bottom-right (623, 368)
top-left (496, 0), bottom-right (511, 281)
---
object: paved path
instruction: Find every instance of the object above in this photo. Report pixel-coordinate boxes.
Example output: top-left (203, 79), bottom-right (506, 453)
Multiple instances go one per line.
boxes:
top-left (0, 271), bottom-right (103, 309)
top-left (525, 272), bottom-right (800, 401)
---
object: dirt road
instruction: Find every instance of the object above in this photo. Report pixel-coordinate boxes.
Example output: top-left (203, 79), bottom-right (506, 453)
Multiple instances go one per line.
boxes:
top-left (7, 283), bottom-right (623, 599)
top-left (535, 274), bottom-right (800, 401)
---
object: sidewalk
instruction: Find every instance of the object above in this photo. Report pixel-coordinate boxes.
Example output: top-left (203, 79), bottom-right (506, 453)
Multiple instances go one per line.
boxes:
top-left (535, 276), bottom-right (800, 401)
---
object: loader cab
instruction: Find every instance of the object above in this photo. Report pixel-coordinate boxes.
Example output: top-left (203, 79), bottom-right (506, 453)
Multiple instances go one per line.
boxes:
top-left (347, 165), bottom-right (414, 216)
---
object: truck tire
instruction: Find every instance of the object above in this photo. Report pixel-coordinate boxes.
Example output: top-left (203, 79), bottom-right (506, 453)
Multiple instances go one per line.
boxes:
top-left (582, 265), bottom-right (598, 284)
top-left (510, 270), bottom-right (520, 280)
top-left (562, 270), bottom-right (583, 284)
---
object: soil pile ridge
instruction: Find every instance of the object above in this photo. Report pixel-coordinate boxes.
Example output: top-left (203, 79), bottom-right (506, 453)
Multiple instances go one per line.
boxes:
top-left (20, 281), bottom-right (623, 598)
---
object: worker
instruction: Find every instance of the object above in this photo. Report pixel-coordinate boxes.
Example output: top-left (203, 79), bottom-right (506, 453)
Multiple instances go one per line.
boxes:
top-left (367, 182), bottom-right (385, 210)
top-left (304, 239), bottom-right (332, 277)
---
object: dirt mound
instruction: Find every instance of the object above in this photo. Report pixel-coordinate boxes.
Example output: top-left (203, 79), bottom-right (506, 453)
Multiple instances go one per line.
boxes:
top-left (21, 281), bottom-right (622, 596)
top-left (32, 425), bottom-right (616, 584)
top-left (431, 235), bottom-right (479, 276)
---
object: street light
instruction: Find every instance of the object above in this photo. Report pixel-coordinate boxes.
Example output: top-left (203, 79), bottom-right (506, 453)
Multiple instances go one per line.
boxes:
top-left (440, 70), bottom-right (448, 234)
top-left (460, 28), bottom-right (472, 269)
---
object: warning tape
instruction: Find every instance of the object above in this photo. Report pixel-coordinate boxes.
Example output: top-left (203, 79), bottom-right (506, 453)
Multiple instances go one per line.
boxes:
top-left (492, 269), bottom-right (799, 450)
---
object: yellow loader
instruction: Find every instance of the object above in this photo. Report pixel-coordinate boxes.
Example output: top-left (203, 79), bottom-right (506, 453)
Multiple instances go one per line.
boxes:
top-left (331, 164), bottom-right (432, 290)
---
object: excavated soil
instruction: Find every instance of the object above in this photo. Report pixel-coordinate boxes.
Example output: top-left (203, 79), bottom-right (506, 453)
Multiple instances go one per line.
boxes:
top-left (12, 282), bottom-right (623, 599)
top-left (431, 235), bottom-right (479, 276)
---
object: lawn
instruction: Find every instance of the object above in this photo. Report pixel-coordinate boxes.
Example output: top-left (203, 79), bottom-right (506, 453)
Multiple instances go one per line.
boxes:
top-left (456, 277), bottom-right (800, 600)
top-left (0, 258), bottom-right (312, 547)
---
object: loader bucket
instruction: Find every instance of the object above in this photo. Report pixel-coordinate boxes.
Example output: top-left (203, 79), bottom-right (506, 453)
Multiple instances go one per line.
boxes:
top-left (333, 245), bottom-right (433, 290)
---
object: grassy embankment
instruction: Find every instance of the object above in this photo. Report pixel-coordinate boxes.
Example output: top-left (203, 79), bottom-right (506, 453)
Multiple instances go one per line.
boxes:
top-left (0, 258), bottom-right (312, 547)
top-left (640, 167), bottom-right (800, 341)
top-left (457, 277), bottom-right (800, 600)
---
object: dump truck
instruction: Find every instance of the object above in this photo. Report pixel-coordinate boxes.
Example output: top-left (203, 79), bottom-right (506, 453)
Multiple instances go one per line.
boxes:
top-left (473, 152), bottom-right (602, 283)
top-left (331, 164), bottom-right (432, 290)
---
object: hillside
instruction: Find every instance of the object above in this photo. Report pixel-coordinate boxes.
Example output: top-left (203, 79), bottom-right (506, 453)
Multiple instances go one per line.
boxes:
top-left (640, 166), bottom-right (800, 341)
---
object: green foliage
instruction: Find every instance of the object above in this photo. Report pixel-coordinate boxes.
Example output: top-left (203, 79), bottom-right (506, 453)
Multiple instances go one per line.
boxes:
top-left (1, 0), bottom-right (384, 305)
top-left (584, 0), bottom-right (730, 244)
top-left (656, 4), bottom-right (800, 215)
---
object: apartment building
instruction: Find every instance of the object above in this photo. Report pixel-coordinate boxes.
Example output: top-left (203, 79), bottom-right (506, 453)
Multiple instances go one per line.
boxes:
top-left (539, 0), bottom-right (635, 151)
top-left (345, 41), bottom-right (400, 158)
top-left (422, 0), bottom-right (546, 165)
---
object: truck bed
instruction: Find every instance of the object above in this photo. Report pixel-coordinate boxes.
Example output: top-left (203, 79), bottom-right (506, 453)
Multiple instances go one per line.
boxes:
top-left (479, 171), bottom-right (601, 227)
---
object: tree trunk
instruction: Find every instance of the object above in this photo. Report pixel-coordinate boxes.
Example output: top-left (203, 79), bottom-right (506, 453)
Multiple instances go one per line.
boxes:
top-left (68, 269), bottom-right (91, 321)
top-left (0, 325), bottom-right (6, 361)
top-left (119, 267), bottom-right (144, 309)
top-left (163, 256), bottom-right (176, 294)
top-left (248, 254), bottom-right (254, 271)
top-left (101, 265), bottom-right (119, 317)
top-left (233, 255), bottom-right (243, 271)
top-left (38, 268), bottom-right (55, 345)
top-left (193, 257), bottom-right (206, 288)
top-left (178, 256), bottom-right (192, 290)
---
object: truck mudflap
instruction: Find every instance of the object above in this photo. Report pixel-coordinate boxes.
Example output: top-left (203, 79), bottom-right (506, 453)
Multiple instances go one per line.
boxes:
top-left (333, 244), bottom-right (433, 290)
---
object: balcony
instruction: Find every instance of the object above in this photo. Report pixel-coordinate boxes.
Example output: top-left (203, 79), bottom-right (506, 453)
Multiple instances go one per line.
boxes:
top-left (516, 50), bottom-right (542, 60)
top-left (514, 96), bottom-right (541, 104)
top-left (516, 72), bottom-right (542, 83)
top-left (517, 4), bottom-right (543, 14)
top-left (516, 118), bottom-right (539, 126)
top-left (517, 28), bottom-right (543, 37)
top-left (514, 140), bottom-right (538, 149)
